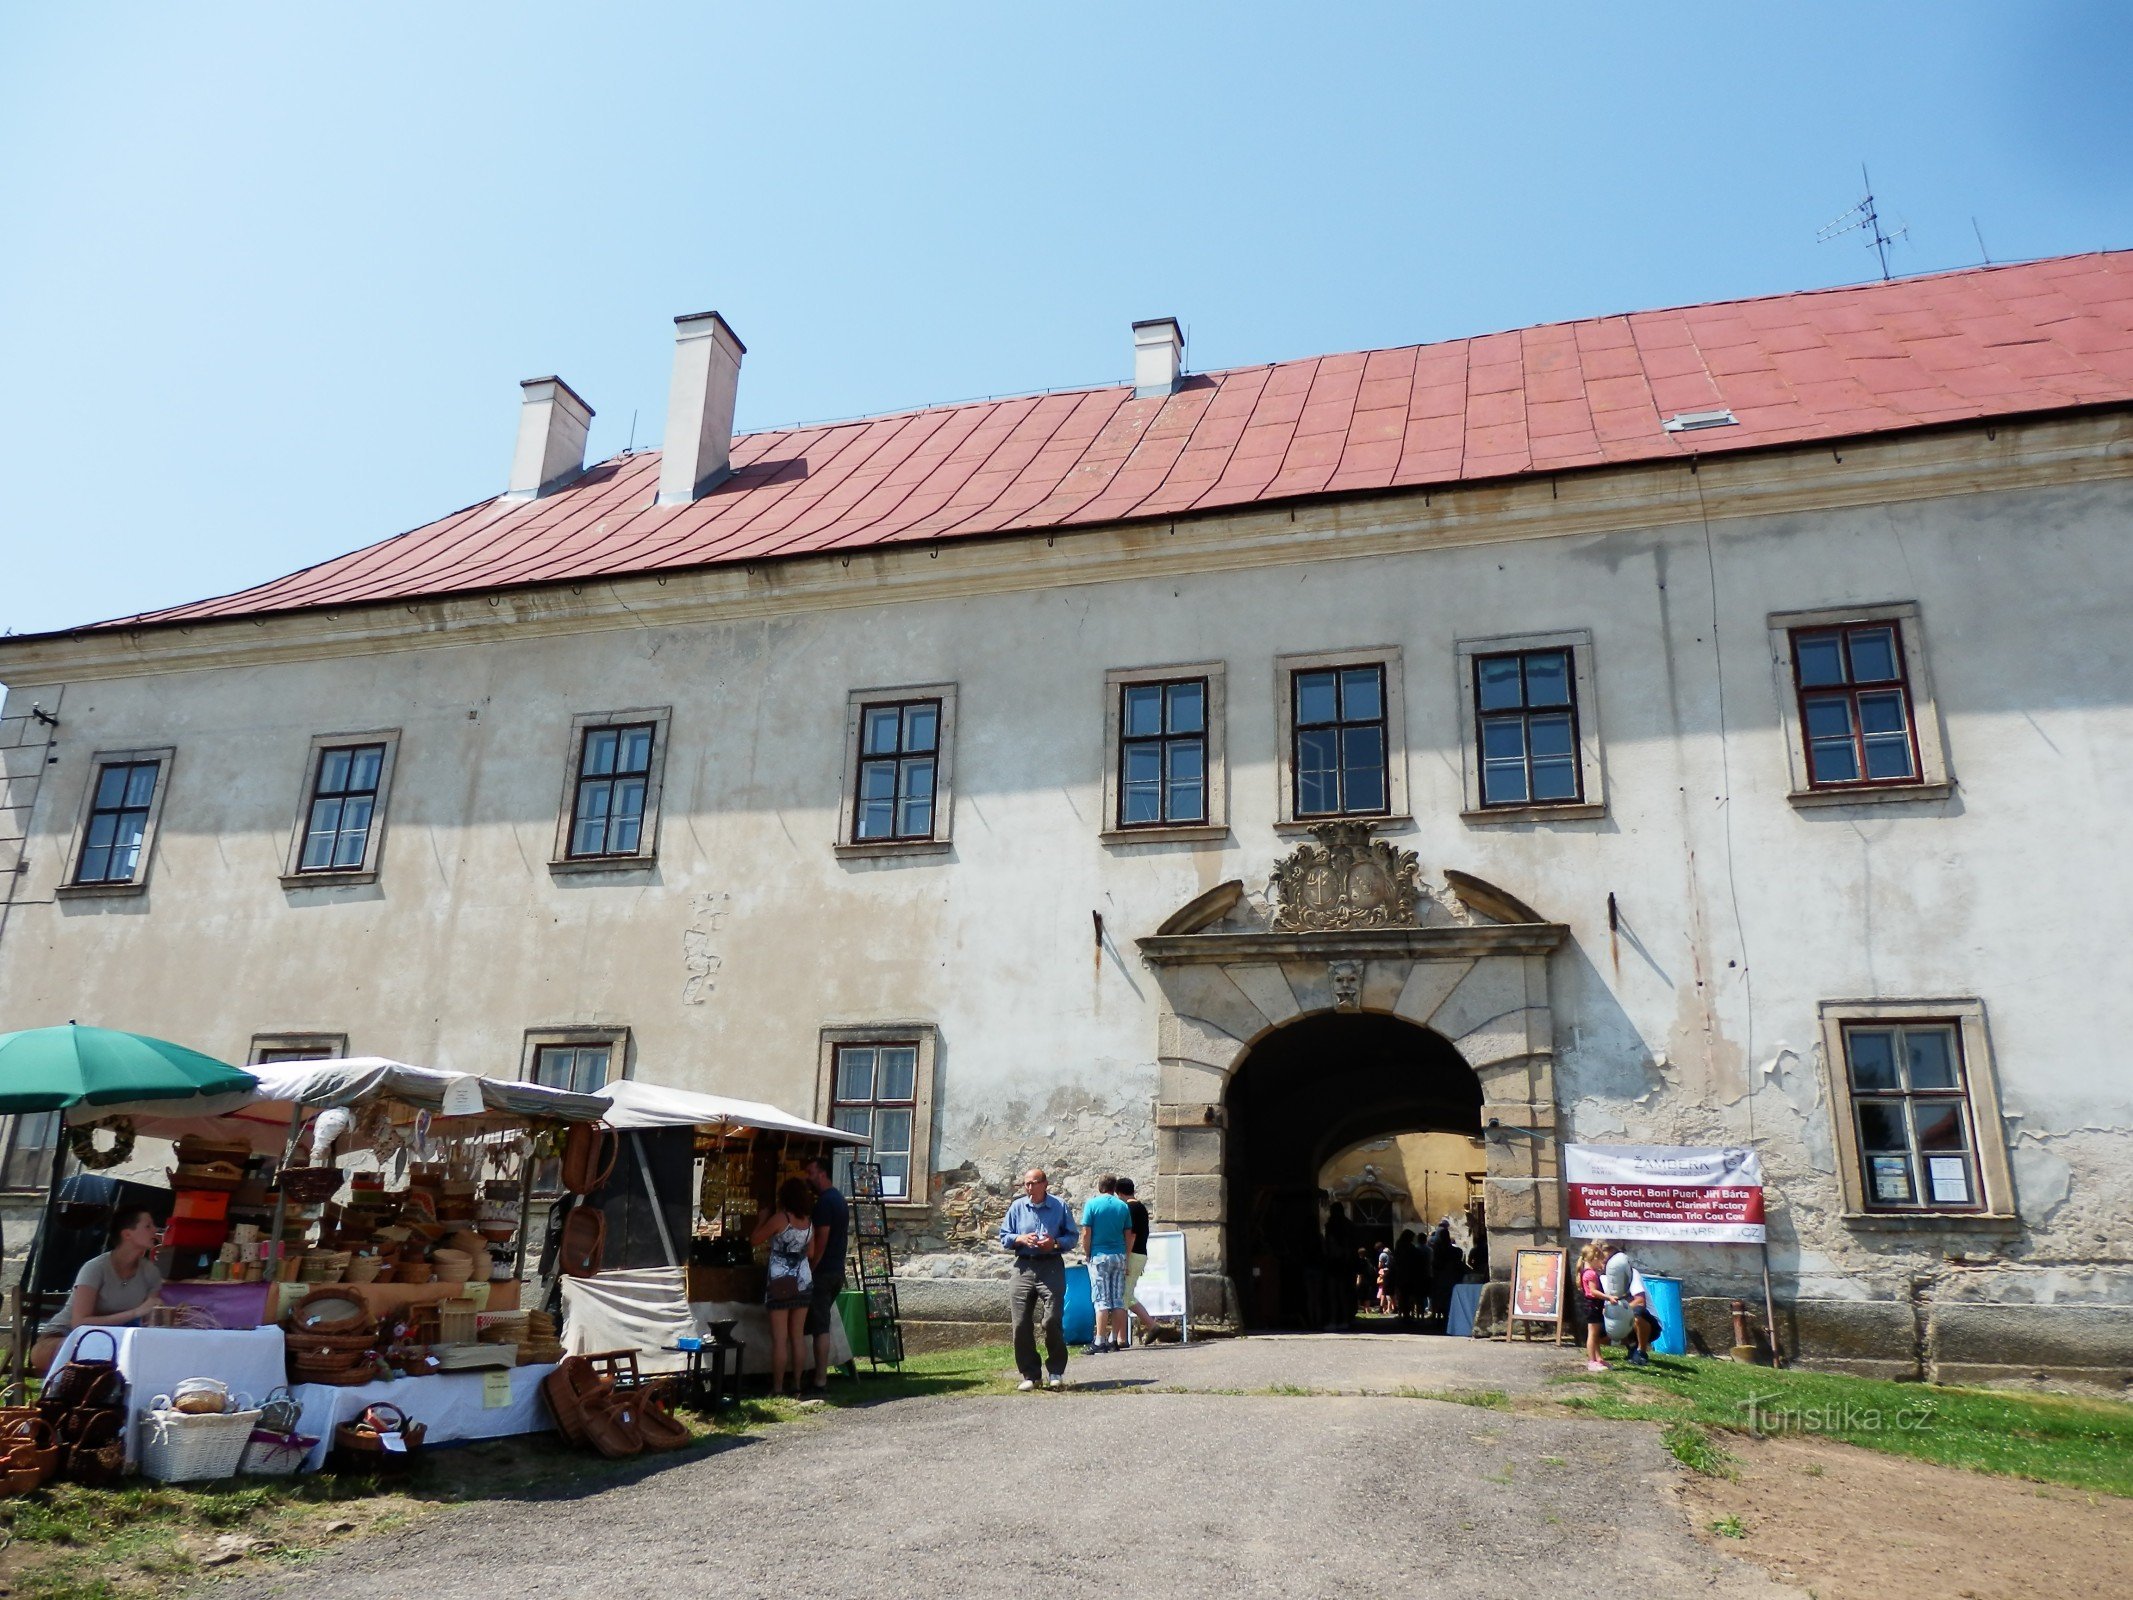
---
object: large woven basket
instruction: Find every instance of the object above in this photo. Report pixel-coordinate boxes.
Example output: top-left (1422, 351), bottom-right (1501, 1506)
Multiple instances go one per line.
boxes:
top-left (140, 1406), bottom-right (263, 1483)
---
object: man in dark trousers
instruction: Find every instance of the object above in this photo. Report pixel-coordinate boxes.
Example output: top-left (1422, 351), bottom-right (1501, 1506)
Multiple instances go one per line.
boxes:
top-left (804, 1155), bottom-right (849, 1394)
top-left (998, 1168), bottom-right (1078, 1390)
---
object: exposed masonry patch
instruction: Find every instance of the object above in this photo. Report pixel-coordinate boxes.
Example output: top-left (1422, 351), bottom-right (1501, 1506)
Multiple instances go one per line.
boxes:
top-left (682, 891), bottom-right (728, 1004)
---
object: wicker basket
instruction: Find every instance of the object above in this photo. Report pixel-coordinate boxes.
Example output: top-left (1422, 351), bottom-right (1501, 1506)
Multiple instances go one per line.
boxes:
top-left (238, 1429), bottom-right (316, 1477)
top-left (436, 1299), bottom-right (479, 1345)
top-left (140, 1405), bottom-right (263, 1483)
top-left (277, 1166), bottom-right (345, 1204)
top-left (300, 1250), bottom-right (352, 1285)
top-left (397, 1261), bottom-right (434, 1286)
top-left (345, 1254), bottom-right (385, 1285)
top-left (332, 1402), bottom-right (425, 1470)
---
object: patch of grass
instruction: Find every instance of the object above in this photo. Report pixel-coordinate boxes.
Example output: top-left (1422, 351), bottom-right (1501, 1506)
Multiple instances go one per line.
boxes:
top-left (1708, 1514), bottom-right (1748, 1539)
top-left (1266, 1382), bottom-right (1322, 1397)
top-left (1558, 1350), bottom-right (2133, 1498)
top-left (1390, 1385), bottom-right (1510, 1409)
top-left (1662, 1420), bottom-right (1737, 1479)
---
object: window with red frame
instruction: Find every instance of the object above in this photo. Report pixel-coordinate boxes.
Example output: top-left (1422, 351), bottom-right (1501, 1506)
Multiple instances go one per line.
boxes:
top-left (1791, 621), bottom-right (1921, 788)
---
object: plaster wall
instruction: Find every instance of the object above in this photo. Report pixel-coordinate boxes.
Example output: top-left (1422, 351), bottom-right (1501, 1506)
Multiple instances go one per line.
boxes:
top-left (3, 449), bottom-right (2131, 1368)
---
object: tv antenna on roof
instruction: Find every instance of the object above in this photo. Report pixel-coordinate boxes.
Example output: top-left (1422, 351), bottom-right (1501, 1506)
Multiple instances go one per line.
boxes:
top-left (1816, 164), bottom-right (1908, 281)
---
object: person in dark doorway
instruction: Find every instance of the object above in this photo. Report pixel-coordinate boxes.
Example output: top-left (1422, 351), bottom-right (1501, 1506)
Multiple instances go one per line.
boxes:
top-left (1374, 1243), bottom-right (1394, 1314)
top-left (802, 1155), bottom-right (848, 1394)
top-left (1393, 1229), bottom-right (1423, 1323)
top-left (999, 1168), bottom-right (1078, 1389)
top-left (1428, 1219), bottom-right (1465, 1327)
top-left (1115, 1177), bottom-right (1154, 1344)
top-left (1322, 1201), bottom-right (1355, 1329)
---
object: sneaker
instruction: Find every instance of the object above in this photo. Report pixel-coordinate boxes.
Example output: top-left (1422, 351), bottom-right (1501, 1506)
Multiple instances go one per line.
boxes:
top-left (1628, 1348), bottom-right (1650, 1367)
top-left (1586, 1359), bottom-right (1608, 1373)
top-left (1045, 1373), bottom-right (1067, 1390)
top-left (1016, 1379), bottom-right (1037, 1392)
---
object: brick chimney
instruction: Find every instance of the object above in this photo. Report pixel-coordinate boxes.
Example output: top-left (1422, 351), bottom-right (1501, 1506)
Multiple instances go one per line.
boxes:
top-left (504, 377), bottom-right (594, 500)
top-left (657, 311), bottom-right (747, 505)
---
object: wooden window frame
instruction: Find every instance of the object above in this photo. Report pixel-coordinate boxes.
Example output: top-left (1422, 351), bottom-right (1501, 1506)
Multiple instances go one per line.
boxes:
top-left (1456, 629), bottom-right (1607, 822)
top-left (1817, 999), bottom-right (2015, 1228)
top-left (1273, 647), bottom-right (1409, 830)
top-left (549, 708), bottom-right (672, 875)
top-left (248, 1033), bottom-right (349, 1065)
top-left (57, 745), bottom-right (175, 898)
top-left (1769, 602), bottom-right (1953, 808)
top-left (0, 1111), bottom-right (62, 1194)
top-left (835, 684), bottom-right (957, 858)
top-left (520, 1027), bottom-right (630, 1192)
top-left (1100, 662), bottom-right (1227, 843)
top-left (281, 731), bottom-right (401, 887)
top-left (815, 1024), bottom-right (938, 1214)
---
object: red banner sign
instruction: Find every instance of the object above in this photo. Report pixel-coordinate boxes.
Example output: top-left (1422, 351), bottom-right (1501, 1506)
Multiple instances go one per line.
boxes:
top-left (1564, 1145), bottom-right (1767, 1243)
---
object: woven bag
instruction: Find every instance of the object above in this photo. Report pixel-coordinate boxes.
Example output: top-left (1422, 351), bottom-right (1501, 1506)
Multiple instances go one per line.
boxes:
top-left (38, 1328), bottom-right (122, 1419)
top-left (560, 1123), bottom-right (619, 1196)
top-left (557, 1206), bottom-right (606, 1278)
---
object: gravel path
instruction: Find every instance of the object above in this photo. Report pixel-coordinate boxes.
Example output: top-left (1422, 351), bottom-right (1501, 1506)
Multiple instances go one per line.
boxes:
top-left (220, 1340), bottom-right (1786, 1600)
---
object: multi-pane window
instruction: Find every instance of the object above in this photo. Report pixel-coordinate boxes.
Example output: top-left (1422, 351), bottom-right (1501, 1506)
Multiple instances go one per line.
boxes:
top-left (1293, 665), bottom-right (1388, 817)
top-left (853, 700), bottom-right (940, 843)
top-left (75, 759), bottom-right (161, 885)
top-left (1842, 1021), bottom-right (1980, 1211)
top-left (297, 744), bottom-right (386, 872)
top-left (1118, 678), bottom-right (1207, 828)
top-left (1792, 622), bottom-right (1919, 788)
top-left (830, 1042), bottom-right (917, 1200)
top-left (1, 1112), bottom-right (59, 1191)
top-left (531, 1043), bottom-right (612, 1097)
top-left (1475, 648), bottom-right (1581, 807)
top-left (568, 723), bottom-right (655, 858)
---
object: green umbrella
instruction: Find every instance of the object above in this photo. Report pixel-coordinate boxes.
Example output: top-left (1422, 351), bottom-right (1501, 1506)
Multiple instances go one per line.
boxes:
top-left (0, 1023), bottom-right (255, 1113)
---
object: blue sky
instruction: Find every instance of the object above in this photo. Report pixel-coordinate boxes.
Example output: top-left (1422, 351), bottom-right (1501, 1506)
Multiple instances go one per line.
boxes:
top-left (2, 2), bottom-right (2128, 644)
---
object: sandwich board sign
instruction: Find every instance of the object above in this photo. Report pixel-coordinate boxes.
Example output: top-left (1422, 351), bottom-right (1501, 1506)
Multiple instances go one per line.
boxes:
top-left (1139, 1230), bottom-right (1193, 1343)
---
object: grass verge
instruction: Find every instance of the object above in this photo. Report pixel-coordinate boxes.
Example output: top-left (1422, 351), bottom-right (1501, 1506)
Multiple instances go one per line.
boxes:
top-left (1553, 1348), bottom-right (2133, 1497)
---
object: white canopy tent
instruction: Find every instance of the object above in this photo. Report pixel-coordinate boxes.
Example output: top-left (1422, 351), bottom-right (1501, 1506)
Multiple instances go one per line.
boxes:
top-left (596, 1078), bottom-right (866, 1143)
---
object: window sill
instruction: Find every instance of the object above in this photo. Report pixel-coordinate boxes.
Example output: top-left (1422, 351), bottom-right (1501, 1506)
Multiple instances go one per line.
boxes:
top-left (1099, 824), bottom-right (1229, 845)
top-left (1461, 802), bottom-right (1607, 825)
top-left (547, 856), bottom-right (658, 877)
top-left (1274, 814), bottom-right (1411, 835)
top-left (1788, 780), bottom-right (1956, 811)
top-left (54, 880), bottom-right (146, 899)
top-left (882, 1200), bottom-right (933, 1219)
top-left (1840, 1210), bottom-right (2019, 1234)
top-left (279, 870), bottom-right (378, 889)
top-left (833, 839), bottom-right (953, 860)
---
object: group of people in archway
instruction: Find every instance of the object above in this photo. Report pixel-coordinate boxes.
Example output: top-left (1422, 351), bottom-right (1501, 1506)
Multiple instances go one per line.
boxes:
top-left (1324, 1204), bottom-right (1484, 1329)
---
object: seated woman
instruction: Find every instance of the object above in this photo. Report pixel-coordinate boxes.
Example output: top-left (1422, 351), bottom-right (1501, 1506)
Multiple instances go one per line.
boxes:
top-left (30, 1205), bottom-right (165, 1373)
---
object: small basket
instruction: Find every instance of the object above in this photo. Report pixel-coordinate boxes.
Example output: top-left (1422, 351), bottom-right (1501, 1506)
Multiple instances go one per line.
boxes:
top-left (332, 1402), bottom-right (425, 1470)
top-left (300, 1250), bottom-right (352, 1285)
top-left (397, 1261), bottom-right (434, 1286)
top-left (277, 1166), bottom-right (345, 1204)
top-left (140, 1405), bottom-right (264, 1483)
top-left (238, 1429), bottom-right (317, 1477)
top-left (346, 1255), bottom-right (385, 1285)
top-left (435, 1299), bottom-right (479, 1345)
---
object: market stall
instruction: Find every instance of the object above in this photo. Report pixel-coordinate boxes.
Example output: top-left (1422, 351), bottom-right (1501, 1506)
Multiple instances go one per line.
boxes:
top-left (58, 1058), bottom-right (609, 1471)
top-left (558, 1079), bottom-right (867, 1377)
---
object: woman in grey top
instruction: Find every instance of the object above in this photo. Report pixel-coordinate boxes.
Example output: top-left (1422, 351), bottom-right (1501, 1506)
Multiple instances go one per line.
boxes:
top-left (31, 1205), bottom-right (165, 1372)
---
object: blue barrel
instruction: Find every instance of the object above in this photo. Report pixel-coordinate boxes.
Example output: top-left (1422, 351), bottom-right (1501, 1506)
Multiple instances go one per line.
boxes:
top-left (1062, 1263), bottom-right (1095, 1346)
top-left (1642, 1275), bottom-right (1688, 1355)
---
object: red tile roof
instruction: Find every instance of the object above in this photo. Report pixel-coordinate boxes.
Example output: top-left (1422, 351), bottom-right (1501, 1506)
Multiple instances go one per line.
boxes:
top-left (99, 253), bottom-right (2133, 630)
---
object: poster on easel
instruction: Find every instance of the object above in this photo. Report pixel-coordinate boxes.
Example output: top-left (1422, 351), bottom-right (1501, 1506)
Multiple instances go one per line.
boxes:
top-left (1508, 1247), bottom-right (1568, 1344)
top-left (1138, 1230), bottom-right (1192, 1342)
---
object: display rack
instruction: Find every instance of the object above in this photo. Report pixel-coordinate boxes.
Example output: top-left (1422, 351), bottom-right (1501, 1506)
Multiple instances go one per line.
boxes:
top-left (846, 1161), bottom-right (904, 1371)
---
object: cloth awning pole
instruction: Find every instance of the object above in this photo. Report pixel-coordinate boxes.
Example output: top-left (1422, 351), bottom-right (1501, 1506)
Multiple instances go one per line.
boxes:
top-left (1760, 1239), bottom-right (1784, 1369)
top-left (264, 1102), bottom-right (307, 1290)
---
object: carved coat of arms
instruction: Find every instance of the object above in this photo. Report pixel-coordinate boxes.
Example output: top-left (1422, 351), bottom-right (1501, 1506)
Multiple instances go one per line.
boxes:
top-left (1268, 822), bottom-right (1423, 932)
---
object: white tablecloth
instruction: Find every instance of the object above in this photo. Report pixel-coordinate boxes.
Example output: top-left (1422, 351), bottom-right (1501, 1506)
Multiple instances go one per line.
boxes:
top-left (557, 1268), bottom-right (851, 1376)
top-left (290, 1363), bottom-right (558, 1471)
top-left (46, 1324), bottom-right (288, 1466)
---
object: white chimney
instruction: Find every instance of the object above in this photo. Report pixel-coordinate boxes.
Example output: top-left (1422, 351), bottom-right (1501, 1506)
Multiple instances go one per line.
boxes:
top-left (504, 377), bottom-right (594, 500)
top-left (1132, 317), bottom-right (1184, 398)
top-left (657, 311), bottom-right (747, 505)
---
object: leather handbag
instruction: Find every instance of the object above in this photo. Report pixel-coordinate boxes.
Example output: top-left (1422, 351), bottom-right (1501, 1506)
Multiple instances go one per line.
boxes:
top-left (557, 1206), bottom-right (606, 1278)
top-left (560, 1123), bottom-right (619, 1197)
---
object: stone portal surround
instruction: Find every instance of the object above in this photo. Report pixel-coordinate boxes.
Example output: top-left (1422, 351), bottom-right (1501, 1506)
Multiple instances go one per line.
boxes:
top-left (1136, 924), bottom-right (1568, 1322)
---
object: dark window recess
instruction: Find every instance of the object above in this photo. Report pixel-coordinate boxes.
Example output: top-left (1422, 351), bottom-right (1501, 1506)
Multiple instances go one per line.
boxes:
top-left (76, 760), bottom-right (160, 884)
top-left (2, 1111), bottom-right (60, 1190)
top-left (1792, 623), bottom-right (1920, 787)
top-left (1475, 648), bottom-right (1581, 807)
top-left (854, 700), bottom-right (940, 842)
top-left (255, 1047), bottom-right (337, 1065)
top-left (529, 1043), bottom-right (614, 1192)
top-left (299, 744), bottom-right (387, 871)
top-left (569, 723), bottom-right (656, 858)
top-left (830, 1042), bottom-right (917, 1200)
top-left (1293, 666), bottom-right (1388, 818)
top-left (1843, 1022), bottom-right (1982, 1212)
top-left (1118, 678), bottom-right (1208, 827)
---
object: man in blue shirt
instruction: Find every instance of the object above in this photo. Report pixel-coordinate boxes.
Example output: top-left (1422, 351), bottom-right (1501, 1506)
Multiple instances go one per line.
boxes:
top-left (1079, 1175), bottom-right (1134, 1353)
top-left (998, 1168), bottom-right (1077, 1390)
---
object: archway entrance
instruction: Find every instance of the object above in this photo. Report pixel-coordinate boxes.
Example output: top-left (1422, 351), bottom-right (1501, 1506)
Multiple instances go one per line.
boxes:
top-left (1224, 1012), bottom-right (1484, 1329)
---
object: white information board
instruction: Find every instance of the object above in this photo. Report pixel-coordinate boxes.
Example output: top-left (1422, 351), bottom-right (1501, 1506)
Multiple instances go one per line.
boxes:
top-left (1139, 1230), bottom-right (1190, 1339)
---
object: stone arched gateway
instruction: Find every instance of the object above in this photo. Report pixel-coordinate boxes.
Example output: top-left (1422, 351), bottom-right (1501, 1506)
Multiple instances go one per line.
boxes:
top-left (1136, 825), bottom-right (1568, 1323)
